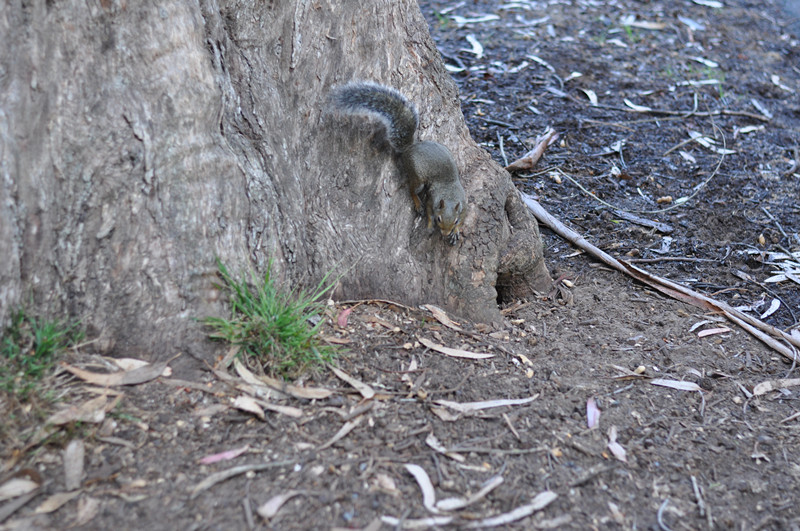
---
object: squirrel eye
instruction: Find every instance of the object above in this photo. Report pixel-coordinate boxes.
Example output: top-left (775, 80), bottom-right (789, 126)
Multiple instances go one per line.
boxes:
top-left (436, 215), bottom-right (442, 224)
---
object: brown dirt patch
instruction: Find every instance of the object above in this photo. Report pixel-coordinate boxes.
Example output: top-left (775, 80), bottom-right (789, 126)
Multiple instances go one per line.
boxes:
top-left (2, 0), bottom-right (799, 529)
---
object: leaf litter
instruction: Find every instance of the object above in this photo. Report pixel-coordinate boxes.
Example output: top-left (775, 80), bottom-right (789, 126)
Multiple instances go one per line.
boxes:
top-left (4, 0), bottom-right (800, 529)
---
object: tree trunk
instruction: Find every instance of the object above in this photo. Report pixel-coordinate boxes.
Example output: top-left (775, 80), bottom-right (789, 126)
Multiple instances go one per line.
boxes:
top-left (0, 1), bottom-right (550, 361)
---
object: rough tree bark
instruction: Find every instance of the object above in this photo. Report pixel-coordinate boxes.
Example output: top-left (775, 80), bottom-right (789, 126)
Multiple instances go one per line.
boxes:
top-left (0, 1), bottom-right (550, 362)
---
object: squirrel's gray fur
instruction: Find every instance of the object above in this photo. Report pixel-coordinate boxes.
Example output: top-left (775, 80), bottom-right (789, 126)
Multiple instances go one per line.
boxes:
top-left (329, 82), bottom-right (466, 245)
top-left (329, 82), bottom-right (419, 152)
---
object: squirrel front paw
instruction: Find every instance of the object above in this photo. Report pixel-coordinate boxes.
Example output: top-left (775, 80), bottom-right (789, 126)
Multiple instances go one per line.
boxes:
top-left (446, 230), bottom-right (460, 245)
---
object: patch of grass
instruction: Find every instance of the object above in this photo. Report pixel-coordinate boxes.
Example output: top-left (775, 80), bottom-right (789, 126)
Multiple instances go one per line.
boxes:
top-left (0, 308), bottom-right (84, 401)
top-left (683, 63), bottom-right (727, 99)
top-left (204, 260), bottom-right (338, 378)
top-left (705, 67), bottom-right (727, 99)
top-left (433, 11), bottom-right (450, 27)
top-left (623, 24), bottom-right (638, 43)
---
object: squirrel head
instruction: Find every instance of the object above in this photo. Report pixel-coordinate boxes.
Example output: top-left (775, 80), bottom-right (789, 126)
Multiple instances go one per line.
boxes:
top-left (433, 198), bottom-right (463, 236)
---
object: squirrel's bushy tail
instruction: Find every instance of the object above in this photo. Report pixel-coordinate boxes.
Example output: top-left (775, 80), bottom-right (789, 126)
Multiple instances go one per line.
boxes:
top-left (329, 82), bottom-right (419, 152)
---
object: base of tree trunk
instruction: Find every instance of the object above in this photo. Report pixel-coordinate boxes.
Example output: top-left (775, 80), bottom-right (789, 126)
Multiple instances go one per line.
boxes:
top-left (0, 0), bottom-right (551, 361)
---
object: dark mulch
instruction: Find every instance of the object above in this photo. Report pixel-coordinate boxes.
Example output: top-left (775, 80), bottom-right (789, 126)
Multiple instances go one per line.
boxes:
top-left (2, 1), bottom-right (798, 529)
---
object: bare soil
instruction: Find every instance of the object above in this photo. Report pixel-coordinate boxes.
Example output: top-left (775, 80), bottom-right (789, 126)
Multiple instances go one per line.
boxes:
top-left (2, 0), bottom-right (799, 530)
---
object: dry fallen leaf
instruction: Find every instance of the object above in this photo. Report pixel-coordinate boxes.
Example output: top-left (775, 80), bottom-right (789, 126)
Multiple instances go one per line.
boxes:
top-left (73, 496), bottom-right (100, 528)
top-left (692, 0), bottom-right (723, 7)
top-left (257, 490), bottom-right (305, 520)
top-left (624, 99), bottom-right (652, 112)
top-left (461, 34), bottom-right (484, 59)
top-left (62, 358), bottom-right (172, 386)
top-left (34, 490), bottom-right (82, 514)
top-left (231, 359), bottom-right (287, 400)
top-left (319, 334), bottom-right (351, 345)
top-left (760, 299), bottom-right (781, 319)
top-left (198, 445), bottom-right (250, 465)
top-left (753, 378), bottom-right (800, 396)
top-left (435, 475), bottom-right (503, 511)
top-left (330, 366), bottom-right (375, 399)
top-left (63, 439), bottom-right (85, 491)
top-left (381, 515), bottom-right (454, 528)
top-left (110, 357), bottom-right (171, 377)
top-left (234, 358), bottom-right (333, 400)
top-left (586, 397), bottom-right (600, 429)
top-left (111, 358), bottom-right (149, 371)
top-left (254, 399), bottom-right (303, 418)
top-left (418, 337), bottom-right (493, 360)
top-left (429, 407), bottom-right (460, 422)
top-left (690, 319), bottom-right (721, 332)
top-left (318, 417), bottom-right (363, 450)
top-left (373, 473), bottom-right (400, 496)
top-left (404, 464), bottom-right (437, 512)
top-left (46, 395), bottom-right (116, 425)
top-left (425, 433), bottom-right (465, 463)
top-left (607, 426), bottom-right (627, 463)
top-left (337, 308), bottom-right (352, 328)
top-left (422, 304), bottom-right (462, 331)
top-left (232, 395), bottom-right (265, 420)
top-left (0, 478), bottom-right (39, 502)
top-left (434, 395), bottom-right (538, 414)
top-left (651, 379), bottom-right (703, 392)
top-left (688, 130), bottom-right (736, 155)
top-left (464, 490), bottom-right (558, 528)
top-left (697, 327), bottom-right (731, 338)
top-left (581, 88), bottom-right (598, 106)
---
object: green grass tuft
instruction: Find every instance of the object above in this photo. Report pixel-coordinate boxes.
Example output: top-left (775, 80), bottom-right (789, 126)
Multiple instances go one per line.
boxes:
top-left (1, 308), bottom-right (84, 401)
top-left (204, 260), bottom-right (338, 378)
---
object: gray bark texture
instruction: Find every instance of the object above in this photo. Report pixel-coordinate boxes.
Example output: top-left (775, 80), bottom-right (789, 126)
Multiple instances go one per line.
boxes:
top-left (0, 1), bottom-right (550, 362)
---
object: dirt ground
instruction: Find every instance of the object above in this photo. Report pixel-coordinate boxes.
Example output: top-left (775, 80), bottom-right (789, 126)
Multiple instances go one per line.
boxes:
top-left (2, 0), bottom-right (800, 529)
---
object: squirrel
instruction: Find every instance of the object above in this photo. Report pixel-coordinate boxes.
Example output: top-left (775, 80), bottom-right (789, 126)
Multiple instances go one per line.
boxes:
top-left (329, 82), bottom-right (466, 245)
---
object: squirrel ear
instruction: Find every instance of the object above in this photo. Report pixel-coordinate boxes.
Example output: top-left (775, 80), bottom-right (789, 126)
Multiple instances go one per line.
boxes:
top-left (438, 198), bottom-right (445, 209)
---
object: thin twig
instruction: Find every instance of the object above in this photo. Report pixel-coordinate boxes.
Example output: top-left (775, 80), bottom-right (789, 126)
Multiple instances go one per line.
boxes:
top-left (242, 497), bottom-right (255, 530)
top-left (663, 135), bottom-right (697, 156)
top-left (337, 298), bottom-right (417, 312)
top-left (555, 126), bottom-right (728, 215)
top-left (589, 100), bottom-right (771, 121)
top-left (498, 131), bottom-right (508, 167)
top-left (477, 116), bottom-right (517, 129)
top-left (782, 145), bottom-right (799, 177)
top-left (568, 464), bottom-right (617, 487)
top-left (190, 461), bottom-right (296, 499)
top-left (626, 257), bottom-right (720, 264)
top-left (657, 499), bottom-right (674, 531)
top-left (732, 267), bottom-right (798, 325)
top-left (691, 475), bottom-right (706, 518)
top-left (761, 206), bottom-right (789, 240)
top-left (521, 193), bottom-right (800, 362)
top-left (447, 446), bottom-right (548, 455)
top-left (505, 128), bottom-right (558, 172)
